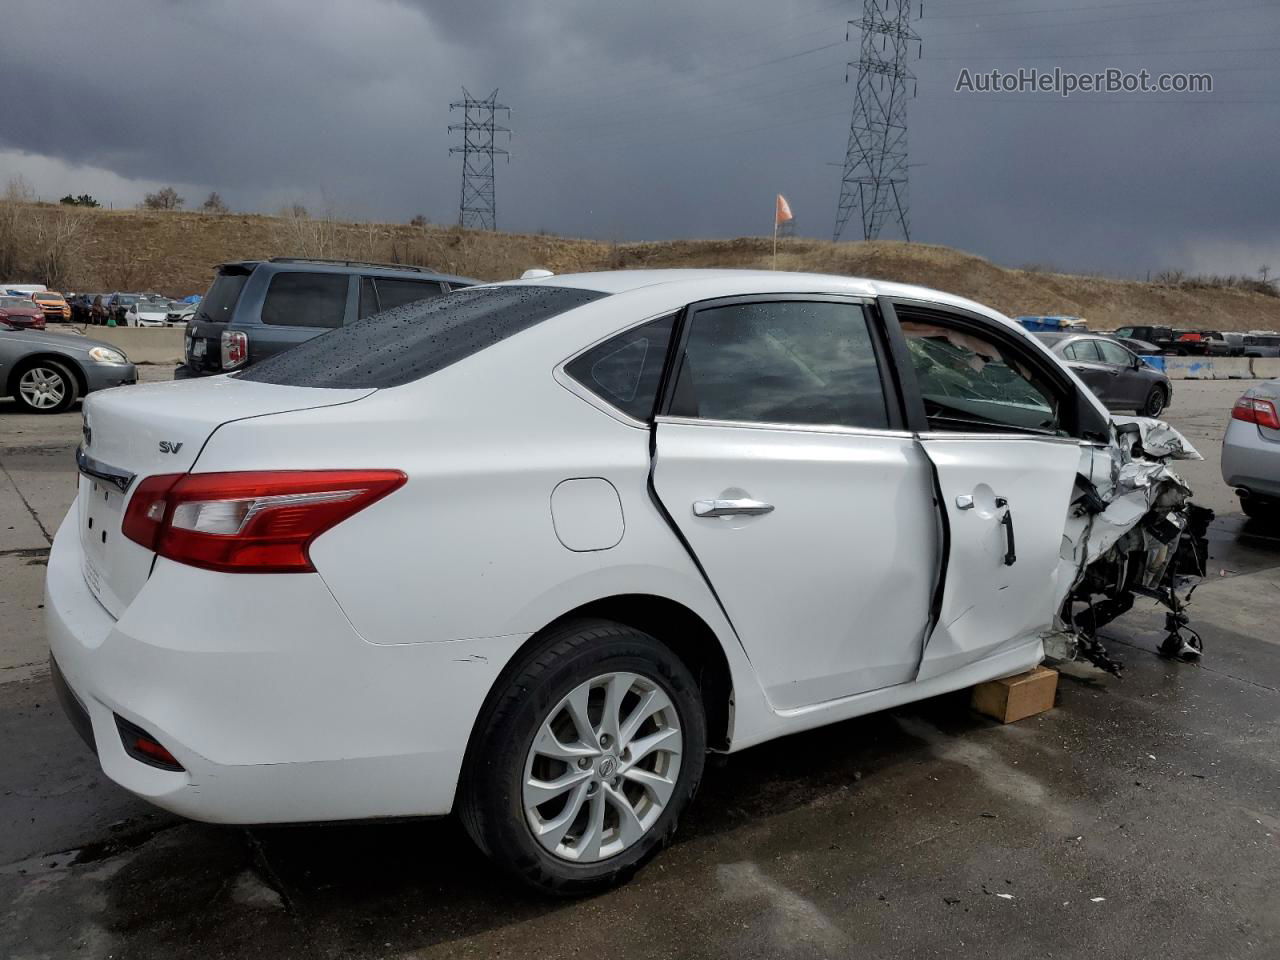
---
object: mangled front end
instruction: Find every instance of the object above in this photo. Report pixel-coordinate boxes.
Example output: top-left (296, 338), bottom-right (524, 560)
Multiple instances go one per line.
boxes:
top-left (1046, 417), bottom-right (1213, 674)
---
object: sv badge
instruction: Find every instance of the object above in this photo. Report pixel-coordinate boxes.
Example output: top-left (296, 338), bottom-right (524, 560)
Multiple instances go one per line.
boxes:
top-left (159, 441), bottom-right (184, 454)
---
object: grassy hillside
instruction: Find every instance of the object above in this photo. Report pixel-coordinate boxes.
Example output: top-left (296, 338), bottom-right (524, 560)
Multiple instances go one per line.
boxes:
top-left (17, 205), bottom-right (1280, 331)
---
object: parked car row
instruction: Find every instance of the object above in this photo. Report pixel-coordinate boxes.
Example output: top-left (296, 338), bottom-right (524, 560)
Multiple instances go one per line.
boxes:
top-left (66, 292), bottom-right (195, 327)
top-left (1107, 324), bottom-right (1280, 357)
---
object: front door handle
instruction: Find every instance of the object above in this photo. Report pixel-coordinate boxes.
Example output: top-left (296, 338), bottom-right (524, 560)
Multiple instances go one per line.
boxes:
top-left (693, 498), bottom-right (774, 519)
top-left (996, 497), bottom-right (1017, 566)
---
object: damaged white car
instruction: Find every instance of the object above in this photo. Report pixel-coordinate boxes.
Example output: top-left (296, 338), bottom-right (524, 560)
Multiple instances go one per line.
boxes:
top-left (47, 271), bottom-right (1208, 894)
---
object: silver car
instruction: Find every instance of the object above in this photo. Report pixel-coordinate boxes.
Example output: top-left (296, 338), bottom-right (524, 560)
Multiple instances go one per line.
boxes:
top-left (0, 326), bottom-right (137, 413)
top-left (1222, 381), bottom-right (1280, 519)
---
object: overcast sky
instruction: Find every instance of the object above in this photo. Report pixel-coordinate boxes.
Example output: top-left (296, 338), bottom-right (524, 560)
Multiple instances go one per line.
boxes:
top-left (1, 0), bottom-right (1277, 277)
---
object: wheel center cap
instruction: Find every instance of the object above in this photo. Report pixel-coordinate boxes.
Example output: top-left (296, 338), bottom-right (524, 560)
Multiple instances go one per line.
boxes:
top-left (597, 756), bottom-right (617, 778)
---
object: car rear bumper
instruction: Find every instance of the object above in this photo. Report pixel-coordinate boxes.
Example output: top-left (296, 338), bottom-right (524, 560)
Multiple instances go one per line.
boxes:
top-left (45, 505), bottom-right (521, 824)
top-left (1221, 418), bottom-right (1280, 499)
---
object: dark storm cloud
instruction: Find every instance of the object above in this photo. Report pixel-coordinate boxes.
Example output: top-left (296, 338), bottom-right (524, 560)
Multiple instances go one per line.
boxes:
top-left (1, 0), bottom-right (1277, 276)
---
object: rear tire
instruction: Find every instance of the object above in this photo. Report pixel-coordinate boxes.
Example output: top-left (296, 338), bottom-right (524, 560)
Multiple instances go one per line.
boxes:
top-left (1240, 494), bottom-right (1278, 522)
top-left (460, 619), bottom-right (706, 895)
top-left (12, 360), bottom-right (78, 414)
top-left (1142, 385), bottom-right (1168, 417)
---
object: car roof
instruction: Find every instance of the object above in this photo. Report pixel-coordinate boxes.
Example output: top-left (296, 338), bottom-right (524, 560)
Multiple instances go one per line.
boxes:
top-left (506, 268), bottom-right (1019, 327)
top-left (220, 258), bottom-right (478, 286)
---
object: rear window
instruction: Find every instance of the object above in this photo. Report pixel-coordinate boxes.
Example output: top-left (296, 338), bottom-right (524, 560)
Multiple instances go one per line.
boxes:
top-left (238, 285), bottom-right (608, 389)
top-left (196, 271), bottom-right (249, 323)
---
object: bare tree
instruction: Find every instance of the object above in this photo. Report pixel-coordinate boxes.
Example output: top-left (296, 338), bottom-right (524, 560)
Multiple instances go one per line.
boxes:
top-left (201, 191), bottom-right (229, 214)
top-left (1261, 265), bottom-right (1272, 286)
top-left (277, 205), bottom-right (339, 258)
top-left (4, 174), bottom-right (35, 204)
top-left (143, 187), bottom-right (184, 210)
top-left (409, 214), bottom-right (429, 228)
top-left (30, 209), bottom-right (88, 289)
top-left (0, 193), bottom-right (26, 279)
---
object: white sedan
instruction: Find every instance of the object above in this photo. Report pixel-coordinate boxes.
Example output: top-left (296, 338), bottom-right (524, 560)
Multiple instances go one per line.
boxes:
top-left (124, 299), bottom-right (173, 327)
top-left (47, 270), bottom-right (1204, 893)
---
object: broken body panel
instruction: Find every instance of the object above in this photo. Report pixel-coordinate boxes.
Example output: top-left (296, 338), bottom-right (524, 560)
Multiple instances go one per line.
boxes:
top-left (1047, 416), bottom-right (1211, 673)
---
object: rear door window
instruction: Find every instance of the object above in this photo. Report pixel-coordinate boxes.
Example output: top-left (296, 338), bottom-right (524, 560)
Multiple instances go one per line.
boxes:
top-left (565, 314), bottom-right (675, 421)
top-left (239, 285), bottom-right (608, 388)
top-left (358, 278), bottom-right (379, 320)
top-left (374, 278), bottom-right (446, 311)
top-left (665, 300), bottom-right (889, 430)
top-left (260, 272), bottom-right (349, 328)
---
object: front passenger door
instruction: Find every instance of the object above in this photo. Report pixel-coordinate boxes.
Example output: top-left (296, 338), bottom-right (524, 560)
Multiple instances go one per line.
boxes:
top-left (1062, 338), bottom-right (1117, 406)
top-left (1095, 338), bottom-right (1145, 409)
top-left (891, 304), bottom-right (1084, 681)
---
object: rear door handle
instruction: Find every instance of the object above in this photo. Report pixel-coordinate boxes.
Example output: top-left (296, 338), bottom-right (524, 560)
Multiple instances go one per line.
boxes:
top-left (693, 498), bottom-right (774, 518)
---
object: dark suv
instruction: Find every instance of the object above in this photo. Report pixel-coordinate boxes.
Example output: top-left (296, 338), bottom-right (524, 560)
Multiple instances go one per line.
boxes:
top-left (175, 258), bottom-right (478, 378)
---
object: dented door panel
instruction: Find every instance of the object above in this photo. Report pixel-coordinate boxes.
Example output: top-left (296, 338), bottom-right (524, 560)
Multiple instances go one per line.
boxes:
top-left (915, 435), bottom-right (1081, 681)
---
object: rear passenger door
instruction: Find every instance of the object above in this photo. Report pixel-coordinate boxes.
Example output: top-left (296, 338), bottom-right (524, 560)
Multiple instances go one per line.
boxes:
top-left (887, 301), bottom-right (1086, 681)
top-left (652, 296), bottom-right (938, 710)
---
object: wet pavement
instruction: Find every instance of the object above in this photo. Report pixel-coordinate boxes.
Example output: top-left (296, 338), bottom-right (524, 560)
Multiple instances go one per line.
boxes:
top-left (2, 374), bottom-right (1277, 959)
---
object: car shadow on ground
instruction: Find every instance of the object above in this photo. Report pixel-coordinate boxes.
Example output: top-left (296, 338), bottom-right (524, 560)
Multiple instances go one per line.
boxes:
top-left (80, 695), bottom-right (972, 956)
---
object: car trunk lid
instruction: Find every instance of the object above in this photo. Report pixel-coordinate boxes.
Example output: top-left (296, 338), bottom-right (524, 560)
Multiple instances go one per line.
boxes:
top-left (76, 377), bottom-right (375, 616)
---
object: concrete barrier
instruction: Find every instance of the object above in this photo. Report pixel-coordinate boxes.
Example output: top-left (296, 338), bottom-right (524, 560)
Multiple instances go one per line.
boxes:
top-left (1165, 357), bottom-right (1255, 380)
top-left (44, 326), bottom-right (184, 364)
top-left (1251, 358), bottom-right (1280, 380)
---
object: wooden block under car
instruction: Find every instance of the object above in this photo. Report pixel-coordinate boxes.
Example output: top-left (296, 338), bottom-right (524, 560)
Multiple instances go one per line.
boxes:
top-left (970, 666), bottom-right (1058, 723)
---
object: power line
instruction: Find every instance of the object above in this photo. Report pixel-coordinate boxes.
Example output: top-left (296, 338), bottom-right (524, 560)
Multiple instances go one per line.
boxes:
top-left (523, 39), bottom-right (846, 125)
top-left (448, 88), bottom-right (510, 231)
top-left (516, 0), bottom-right (850, 104)
top-left (927, 0), bottom-right (1274, 20)
top-left (923, 0), bottom-right (1276, 43)
top-left (921, 40), bottom-right (1280, 62)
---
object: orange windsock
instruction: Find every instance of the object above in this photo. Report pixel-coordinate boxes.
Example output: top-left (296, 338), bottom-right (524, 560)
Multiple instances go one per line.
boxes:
top-left (775, 194), bottom-right (793, 225)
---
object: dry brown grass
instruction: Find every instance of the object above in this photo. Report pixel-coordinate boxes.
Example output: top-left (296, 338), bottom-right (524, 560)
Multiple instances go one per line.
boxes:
top-left (8, 205), bottom-right (1280, 331)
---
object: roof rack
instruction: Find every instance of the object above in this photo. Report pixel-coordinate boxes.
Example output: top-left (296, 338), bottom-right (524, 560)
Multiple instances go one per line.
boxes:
top-left (267, 257), bottom-right (438, 274)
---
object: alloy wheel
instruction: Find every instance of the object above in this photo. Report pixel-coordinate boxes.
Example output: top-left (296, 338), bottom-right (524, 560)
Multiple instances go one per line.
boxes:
top-left (522, 671), bottom-right (683, 863)
top-left (18, 367), bottom-right (66, 409)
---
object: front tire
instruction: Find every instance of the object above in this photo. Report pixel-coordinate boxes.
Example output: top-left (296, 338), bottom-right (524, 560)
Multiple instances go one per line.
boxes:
top-left (1142, 385), bottom-right (1168, 417)
top-left (461, 619), bottom-right (706, 895)
top-left (13, 360), bottom-right (78, 413)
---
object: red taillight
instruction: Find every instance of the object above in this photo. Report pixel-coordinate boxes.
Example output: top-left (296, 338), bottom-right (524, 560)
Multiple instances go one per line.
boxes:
top-left (1231, 395), bottom-right (1280, 430)
top-left (220, 329), bottom-right (249, 369)
top-left (122, 470), bottom-right (406, 573)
